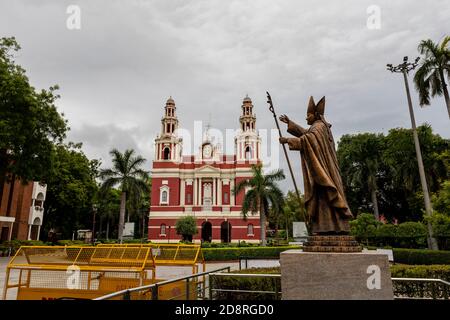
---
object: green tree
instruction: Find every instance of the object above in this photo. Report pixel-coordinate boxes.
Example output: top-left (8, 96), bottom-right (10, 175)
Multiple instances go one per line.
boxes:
top-left (0, 37), bottom-right (67, 209)
top-left (99, 149), bottom-right (149, 243)
top-left (97, 188), bottom-right (121, 240)
top-left (413, 36), bottom-right (450, 119)
top-left (175, 216), bottom-right (198, 242)
top-left (383, 125), bottom-right (449, 220)
top-left (277, 190), bottom-right (306, 240)
top-left (42, 143), bottom-right (99, 239)
top-left (338, 133), bottom-right (384, 220)
top-left (126, 176), bottom-right (151, 239)
top-left (233, 164), bottom-right (285, 246)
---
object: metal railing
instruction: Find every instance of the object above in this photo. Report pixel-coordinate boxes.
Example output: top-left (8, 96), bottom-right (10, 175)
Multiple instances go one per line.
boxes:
top-left (392, 277), bottom-right (450, 300)
top-left (94, 271), bottom-right (450, 300)
top-left (94, 266), bottom-right (231, 300)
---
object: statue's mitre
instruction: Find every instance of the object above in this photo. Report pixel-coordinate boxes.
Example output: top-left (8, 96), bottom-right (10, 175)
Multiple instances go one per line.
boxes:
top-left (307, 96), bottom-right (326, 115)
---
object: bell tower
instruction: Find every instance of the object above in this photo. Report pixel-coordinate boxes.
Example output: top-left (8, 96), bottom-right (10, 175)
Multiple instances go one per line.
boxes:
top-left (154, 97), bottom-right (182, 162)
top-left (235, 95), bottom-right (261, 162)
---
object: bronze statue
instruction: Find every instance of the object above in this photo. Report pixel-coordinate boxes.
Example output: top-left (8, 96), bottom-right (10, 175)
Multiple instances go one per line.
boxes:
top-left (279, 96), bottom-right (353, 235)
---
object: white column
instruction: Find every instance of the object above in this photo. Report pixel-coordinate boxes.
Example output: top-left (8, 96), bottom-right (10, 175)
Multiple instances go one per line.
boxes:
top-left (230, 178), bottom-right (235, 206)
top-left (198, 178), bottom-right (202, 205)
top-left (27, 225), bottom-right (32, 240)
top-left (193, 178), bottom-right (197, 206)
top-left (37, 226), bottom-right (41, 240)
top-left (212, 178), bottom-right (216, 206)
top-left (180, 179), bottom-right (185, 206)
top-left (217, 179), bottom-right (222, 206)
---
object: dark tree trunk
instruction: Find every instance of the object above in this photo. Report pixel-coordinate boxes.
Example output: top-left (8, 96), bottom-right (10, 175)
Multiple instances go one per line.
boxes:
top-left (259, 198), bottom-right (266, 246)
top-left (371, 189), bottom-right (380, 221)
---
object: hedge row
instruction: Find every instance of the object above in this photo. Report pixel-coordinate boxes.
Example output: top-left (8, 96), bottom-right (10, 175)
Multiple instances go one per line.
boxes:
top-left (202, 246), bottom-right (300, 261)
top-left (393, 248), bottom-right (450, 265)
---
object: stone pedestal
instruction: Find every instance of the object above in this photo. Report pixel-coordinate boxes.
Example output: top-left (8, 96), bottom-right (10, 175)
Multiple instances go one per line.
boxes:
top-left (280, 250), bottom-right (393, 300)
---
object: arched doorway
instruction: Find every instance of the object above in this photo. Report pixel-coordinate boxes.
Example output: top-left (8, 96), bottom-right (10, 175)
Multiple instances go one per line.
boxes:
top-left (163, 147), bottom-right (170, 160)
top-left (220, 221), bottom-right (232, 243)
top-left (201, 221), bottom-right (212, 242)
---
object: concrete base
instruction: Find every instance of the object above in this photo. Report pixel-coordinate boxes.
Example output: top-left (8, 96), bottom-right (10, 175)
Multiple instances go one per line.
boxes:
top-left (280, 250), bottom-right (393, 300)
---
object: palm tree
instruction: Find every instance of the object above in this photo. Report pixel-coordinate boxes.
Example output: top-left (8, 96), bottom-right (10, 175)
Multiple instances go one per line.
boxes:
top-left (414, 36), bottom-right (450, 119)
top-left (233, 164), bottom-right (285, 246)
top-left (99, 149), bottom-right (149, 243)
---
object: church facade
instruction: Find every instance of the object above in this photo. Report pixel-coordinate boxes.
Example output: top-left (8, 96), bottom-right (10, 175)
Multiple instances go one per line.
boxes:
top-left (148, 96), bottom-right (262, 243)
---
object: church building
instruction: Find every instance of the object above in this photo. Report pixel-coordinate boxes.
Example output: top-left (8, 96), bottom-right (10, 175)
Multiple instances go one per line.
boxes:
top-left (148, 96), bottom-right (262, 243)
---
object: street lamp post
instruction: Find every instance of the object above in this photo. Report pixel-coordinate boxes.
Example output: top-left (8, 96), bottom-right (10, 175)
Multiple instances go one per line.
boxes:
top-left (387, 56), bottom-right (438, 250)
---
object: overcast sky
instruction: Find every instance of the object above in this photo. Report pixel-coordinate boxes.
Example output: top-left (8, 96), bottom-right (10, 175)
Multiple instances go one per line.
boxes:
top-left (1, 0), bottom-right (449, 193)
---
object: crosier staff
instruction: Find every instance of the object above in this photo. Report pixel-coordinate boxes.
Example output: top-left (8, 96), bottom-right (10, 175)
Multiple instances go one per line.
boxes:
top-left (266, 91), bottom-right (310, 231)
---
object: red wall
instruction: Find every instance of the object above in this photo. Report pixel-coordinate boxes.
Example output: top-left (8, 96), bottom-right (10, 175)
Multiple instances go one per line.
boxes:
top-left (148, 217), bottom-right (260, 241)
top-left (151, 177), bottom-right (180, 206)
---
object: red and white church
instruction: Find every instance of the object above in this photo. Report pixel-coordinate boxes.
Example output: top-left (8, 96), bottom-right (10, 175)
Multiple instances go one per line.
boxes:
top-left (148, 96), bottom-right (262, 243)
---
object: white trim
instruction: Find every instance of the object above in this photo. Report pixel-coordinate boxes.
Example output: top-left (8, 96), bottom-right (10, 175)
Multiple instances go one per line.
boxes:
top-left (159, 186), bottom-right (170, 205)
top-left (0, 217), bottom-right (15, 223)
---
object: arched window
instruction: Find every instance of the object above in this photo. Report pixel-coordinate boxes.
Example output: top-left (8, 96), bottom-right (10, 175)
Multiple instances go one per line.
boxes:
top-left (160, 224), bottom-right (166, 235)
top-left (160, 186), bottom-right (169, 205)
top-left (163, 147), bottom-right (170, 160)
top-left (247, 224), bottom-right (254, 235)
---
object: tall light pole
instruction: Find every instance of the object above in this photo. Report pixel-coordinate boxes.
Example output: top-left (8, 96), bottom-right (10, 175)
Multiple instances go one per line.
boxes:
top-left (387, 56), bottom-right (438, 250)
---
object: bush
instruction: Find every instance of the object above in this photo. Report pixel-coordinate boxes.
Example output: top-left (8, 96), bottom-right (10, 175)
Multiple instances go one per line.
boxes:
top-left (202, 246), bottom-right (300, 261)
top-left (396, 222), bottom-right (428, 248)
top-left (393, 248), bottom-right (450, 265)
top-left (427, 213), bottom-right (450, 250)
top-left (211, 267), bottom-right (281, 300)
top-left (57, 240), bottom-right (86, 246)
top-left (351, 215), bottom-right (431, 249)
top-left (350, 213), bottom-right (380, 238)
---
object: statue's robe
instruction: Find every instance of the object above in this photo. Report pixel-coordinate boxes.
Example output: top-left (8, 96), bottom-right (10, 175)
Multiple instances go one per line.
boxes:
top-left (286, 120), bottom-right (353, 234)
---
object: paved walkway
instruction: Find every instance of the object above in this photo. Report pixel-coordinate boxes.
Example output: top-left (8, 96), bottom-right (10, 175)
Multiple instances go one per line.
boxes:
top-left (0, 256), bottom-right (279, 300)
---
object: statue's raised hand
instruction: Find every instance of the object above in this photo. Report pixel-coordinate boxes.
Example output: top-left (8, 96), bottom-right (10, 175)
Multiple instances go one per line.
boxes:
top-left (279, 114), bottom-right (289, 124)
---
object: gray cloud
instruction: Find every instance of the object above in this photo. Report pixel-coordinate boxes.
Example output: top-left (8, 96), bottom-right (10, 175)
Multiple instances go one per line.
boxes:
top-left (1, 0), bottom-right (449, 192)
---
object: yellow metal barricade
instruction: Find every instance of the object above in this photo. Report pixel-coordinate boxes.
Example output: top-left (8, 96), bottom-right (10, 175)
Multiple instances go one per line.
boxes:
top-left (96, 243), bottom-right (206, 300)
top-left (2, 246), bottom-right (156, 300)
top-left (3, 244), bottom-right (206, 300)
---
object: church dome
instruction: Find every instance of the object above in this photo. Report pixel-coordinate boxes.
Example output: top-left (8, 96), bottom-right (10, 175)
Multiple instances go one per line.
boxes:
top-left (243, 95), bottom-right (252, 103)
top-left (166, 96), bottom-right (175, 105)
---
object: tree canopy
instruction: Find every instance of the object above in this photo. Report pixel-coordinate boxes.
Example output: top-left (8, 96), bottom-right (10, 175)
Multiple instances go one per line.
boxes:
top-left (0, 37), bottom-right (68, 206)
top-left (42, 143), bottom-right (99, 239)
top-left (337, 125), bottom-right (449, 222)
